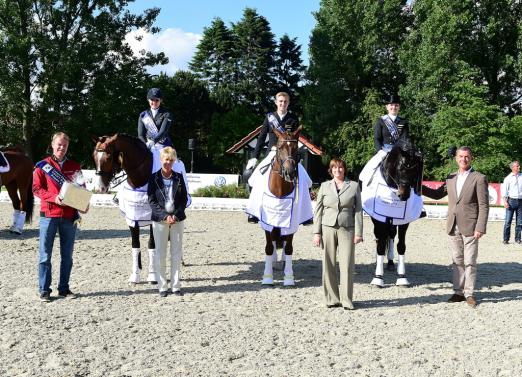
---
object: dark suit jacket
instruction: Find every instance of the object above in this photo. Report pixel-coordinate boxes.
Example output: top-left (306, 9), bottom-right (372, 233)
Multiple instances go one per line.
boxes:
top-left (313, 179), bottom-right (363, 236)
top-left (137, 107), bottom-right (173, 145)
top-left (373, 116), bottom-right (409, 152)
top-left (253, 112), bottom-right (299, 159)
top-left (147, 170), bottom-right (187, 222)
top-left (422, 170), bottom-right (489, 236)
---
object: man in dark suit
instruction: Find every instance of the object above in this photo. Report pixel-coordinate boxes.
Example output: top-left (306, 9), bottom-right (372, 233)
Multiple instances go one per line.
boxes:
top-left (245, 92), bottom-right (300, 223)
top-left (422, 146), bottom-right (489, 308)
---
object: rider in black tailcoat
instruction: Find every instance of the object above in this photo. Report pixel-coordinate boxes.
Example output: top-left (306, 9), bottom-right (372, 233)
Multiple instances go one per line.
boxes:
top-left (373, 95), bottom-right (410, 152)
top-left (245, 92), bottom-right (300, 223)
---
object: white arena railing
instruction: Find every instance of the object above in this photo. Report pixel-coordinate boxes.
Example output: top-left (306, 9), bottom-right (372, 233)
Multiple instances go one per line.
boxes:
top-left (0, 191), bottom-right (506, 221)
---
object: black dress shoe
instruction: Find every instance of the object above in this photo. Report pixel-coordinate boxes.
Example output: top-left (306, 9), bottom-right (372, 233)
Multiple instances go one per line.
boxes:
top-left (159, 291), bottom-right (168, 297)
top-left (447, 294), bottom-right (466, 303)
top-left (172, 290), bottom-right (183, 296)
top-left (326, 303), bottom-right (341, 308)
top-left (247, 215), bottom-right (259, 224)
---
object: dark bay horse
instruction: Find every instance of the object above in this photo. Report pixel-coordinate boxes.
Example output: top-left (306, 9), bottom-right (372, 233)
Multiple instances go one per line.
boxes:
top-left (249, 125), bottom-right (312, 286)
top-left (0, 147), bottom-right (34, 234)
top-left (364, 138), bottom-right (423, 287)
top-left (92, 134), bottom-right (157, 284)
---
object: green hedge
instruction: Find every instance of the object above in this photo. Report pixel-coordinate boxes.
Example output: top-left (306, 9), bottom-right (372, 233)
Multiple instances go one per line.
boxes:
top-left (192, 184), bottom-right (249, 198)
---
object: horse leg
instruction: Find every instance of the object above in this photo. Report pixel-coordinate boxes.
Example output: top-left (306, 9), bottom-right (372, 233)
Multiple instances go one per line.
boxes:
top-left (396, 223), bottom-right (410, 286)
top-left (371, 218), bottom-right (388, 287)
top-left (6, 182), bottom-right (23, 234)
top-left (129, 225), bottom-right (142, 284)
top-left (262, 231), bottom-right (275, 285)
top-left (283, 234), bottom-right (295, 286)
top-left (146, 224), bottom-right (158, 283)
top-left (387, 225), bottom-right (398, 271)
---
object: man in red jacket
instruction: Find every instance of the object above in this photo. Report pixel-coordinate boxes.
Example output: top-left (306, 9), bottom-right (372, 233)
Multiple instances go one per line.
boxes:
top-left (33, 132), bottom-right (87, 302)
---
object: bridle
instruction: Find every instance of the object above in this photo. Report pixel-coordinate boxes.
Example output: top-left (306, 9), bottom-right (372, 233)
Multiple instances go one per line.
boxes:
top-left (272, 138), bottom-right (299, 180)
top-left (381, 146), bottom-right (422, 189)
top-left (94, 142), bottom-right (119, 179)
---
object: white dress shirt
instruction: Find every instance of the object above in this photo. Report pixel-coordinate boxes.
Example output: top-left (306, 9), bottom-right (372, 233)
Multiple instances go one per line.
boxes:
top-left (456, 168), bottom-right (472, 198)
top-left (501, 173), bottom-right (522, 199)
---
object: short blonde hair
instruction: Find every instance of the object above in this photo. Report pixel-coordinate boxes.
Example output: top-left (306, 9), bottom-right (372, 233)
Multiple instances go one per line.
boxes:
top-left (160, 147), bottom-right (177, 161)
top-left (51, 132), bottom-right (69, 143)
top-left (275, 92), bottom-right (290, 101)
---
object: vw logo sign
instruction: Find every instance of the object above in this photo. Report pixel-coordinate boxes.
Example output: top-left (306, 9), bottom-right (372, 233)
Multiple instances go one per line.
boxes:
top-left (214, 176), bottom-right (226, 187)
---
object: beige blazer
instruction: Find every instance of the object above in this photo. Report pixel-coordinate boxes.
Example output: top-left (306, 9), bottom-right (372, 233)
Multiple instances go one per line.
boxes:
top-left (422, 170), bottom-right (489, 236)
top-left (313, 179), bottom-right (363, 236)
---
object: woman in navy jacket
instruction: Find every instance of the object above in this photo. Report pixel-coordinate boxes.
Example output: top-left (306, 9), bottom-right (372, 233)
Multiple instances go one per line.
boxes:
top-left (147, 147), bottom-right (188, 297)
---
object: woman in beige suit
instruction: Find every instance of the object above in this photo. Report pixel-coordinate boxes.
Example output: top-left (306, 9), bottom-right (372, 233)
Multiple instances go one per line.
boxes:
top-left (313, 158), bottom-right (363, 310)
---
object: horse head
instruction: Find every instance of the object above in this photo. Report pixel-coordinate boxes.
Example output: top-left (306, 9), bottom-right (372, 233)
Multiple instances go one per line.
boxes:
top-left (92, 134), bottom-right (120, 193)
top-left (273, 125), bottom-right (302, 183)
top-left (382, 138), bottom-right (423, 201)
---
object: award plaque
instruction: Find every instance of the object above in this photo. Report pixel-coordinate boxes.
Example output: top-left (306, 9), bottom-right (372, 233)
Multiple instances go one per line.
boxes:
top-left (59, 181), bottom-right (92, 212)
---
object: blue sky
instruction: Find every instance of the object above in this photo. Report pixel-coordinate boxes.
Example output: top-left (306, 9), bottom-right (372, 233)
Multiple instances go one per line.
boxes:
top-left (125, 0), bottom-right (320, 75)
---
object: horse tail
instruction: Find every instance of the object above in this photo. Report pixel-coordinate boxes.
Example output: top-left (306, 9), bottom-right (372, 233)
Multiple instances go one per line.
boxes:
top-left (25, 175), bottom-right (34, 223)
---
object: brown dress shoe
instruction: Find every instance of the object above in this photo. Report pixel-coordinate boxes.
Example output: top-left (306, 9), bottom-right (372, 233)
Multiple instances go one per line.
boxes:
top-left (447, 294), bottom-right (466, 303)
top-left (466, 296), bottom-right (477, 308)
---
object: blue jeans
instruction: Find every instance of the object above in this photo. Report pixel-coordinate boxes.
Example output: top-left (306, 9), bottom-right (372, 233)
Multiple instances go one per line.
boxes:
top-left (503, 198), bottom-right (522, 242)
top-left (38, 217), bottom-right (77, 294)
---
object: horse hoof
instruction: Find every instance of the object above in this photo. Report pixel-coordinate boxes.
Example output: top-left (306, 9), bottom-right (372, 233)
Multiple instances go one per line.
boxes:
top-left (283, 276), bottom-right (295, 287)
top-left (370, 276), bottom-right (384, 288)
top-left (128, 272), bottom-right (141, 284)
top-left (261, 275), bottom-right (274, 285)
top-left (386, 260), bottom-right (395, 271)
top-left (396, 277), bottom-right (410, 286)
top-left (9, 226), bottom-right (22, 235)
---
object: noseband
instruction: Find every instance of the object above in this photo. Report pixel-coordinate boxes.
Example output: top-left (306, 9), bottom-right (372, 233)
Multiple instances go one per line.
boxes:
top-left (272, 139), bottom-right (299, 179)
top-left (94, 144), bottom-right (118, 179)
top-left (382, 148), bottom-right (421, 189)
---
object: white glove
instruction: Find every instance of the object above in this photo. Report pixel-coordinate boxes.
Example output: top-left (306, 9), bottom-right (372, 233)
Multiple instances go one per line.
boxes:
top-left (246, 158), bottom-right (257, 170)
top-left (146, 140), bottom-right (154, 149)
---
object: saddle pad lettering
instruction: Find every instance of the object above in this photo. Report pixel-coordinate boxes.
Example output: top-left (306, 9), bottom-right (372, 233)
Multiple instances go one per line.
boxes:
top-left (260, 192), bottom-right (293, 228)
top-left (373, 183), bottom-right (407, 220)
top-left (119, 183), bottom-right (152, 222)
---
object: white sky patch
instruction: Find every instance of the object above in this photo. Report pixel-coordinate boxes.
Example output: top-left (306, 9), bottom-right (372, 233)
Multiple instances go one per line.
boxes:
top-left (125, 27), bottom-right (201, 75)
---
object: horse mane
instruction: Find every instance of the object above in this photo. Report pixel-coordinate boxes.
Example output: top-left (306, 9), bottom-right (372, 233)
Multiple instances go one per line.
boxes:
top-left (1, 145), bottom-right (27, 155)
top-left (103, 133), bottom-right (149, 153)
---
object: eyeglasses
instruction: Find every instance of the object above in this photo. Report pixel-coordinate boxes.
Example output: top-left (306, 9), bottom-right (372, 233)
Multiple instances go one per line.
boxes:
top-left (149, 98), bottom-right (160, 102)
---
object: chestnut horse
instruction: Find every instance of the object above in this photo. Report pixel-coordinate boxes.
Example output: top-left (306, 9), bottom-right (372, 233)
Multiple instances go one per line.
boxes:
top-left (92, 134), bottom-right (157, 284)
top-left (0, 147), bottom-right (34, 234)
top-left (247, 125), bottom-right (313, 286)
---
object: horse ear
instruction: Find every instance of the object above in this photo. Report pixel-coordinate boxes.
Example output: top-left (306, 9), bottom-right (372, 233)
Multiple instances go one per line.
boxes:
top-left (273, 127), bottom-right (283, 138)
top-left (293, 125), bottom-right (303, 137)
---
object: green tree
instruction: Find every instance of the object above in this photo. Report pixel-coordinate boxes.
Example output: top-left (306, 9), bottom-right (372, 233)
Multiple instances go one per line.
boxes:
top-left (305, 0), bottom-right (411, 167)
top-left (0, 0), bottom-right (165, 160)
top-left (189, 17), bottom-right (236, 109)
top-left (400, 0), bottom-right (522, 180)
top-left (274, 34), bottom-right (305, 114)
top-left (232, 8), bottom-right (277, 114)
